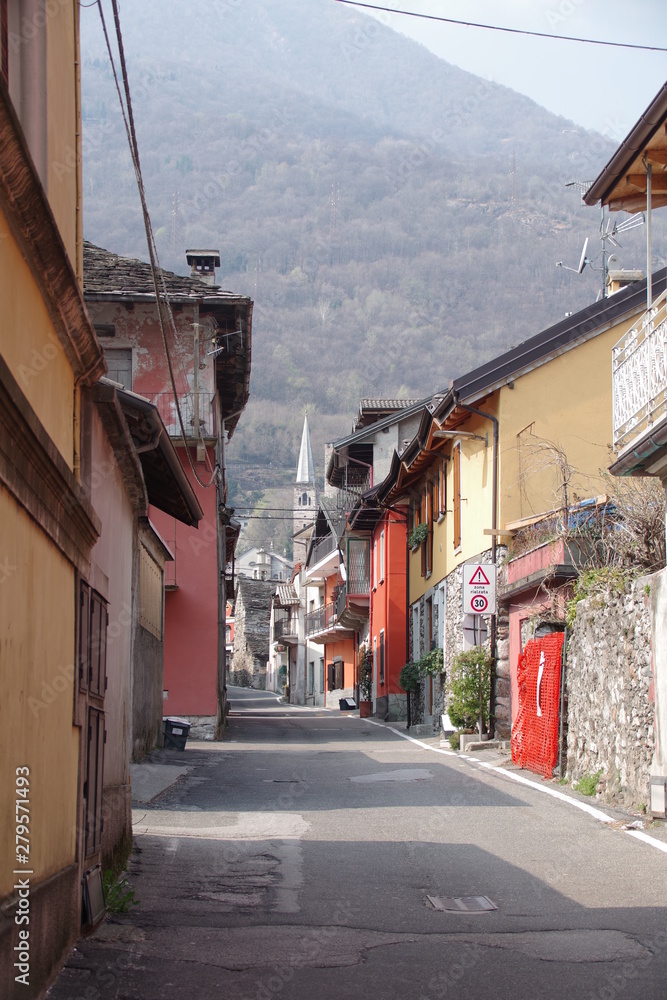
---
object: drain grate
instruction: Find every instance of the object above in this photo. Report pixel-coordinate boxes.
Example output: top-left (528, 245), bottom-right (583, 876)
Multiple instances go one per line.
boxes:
top-left (427, 895), bottom-right (497, 913)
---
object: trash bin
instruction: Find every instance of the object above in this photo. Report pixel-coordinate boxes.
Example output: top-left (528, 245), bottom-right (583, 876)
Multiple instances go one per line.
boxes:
top-left (339, 697), bottom-right (357, 711)
top-left (162, 716), bottom-right (191, 750)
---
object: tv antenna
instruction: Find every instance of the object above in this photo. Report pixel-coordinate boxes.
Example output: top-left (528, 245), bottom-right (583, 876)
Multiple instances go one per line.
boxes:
top-left (557, 180), bottom-right (644, 297)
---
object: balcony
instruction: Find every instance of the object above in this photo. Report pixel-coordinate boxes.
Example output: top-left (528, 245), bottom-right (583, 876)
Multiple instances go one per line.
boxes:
top-left (612, 289), bottom-right (667, 455)
top-left (310, 533), bottom-right (338, 567)
top-left (149, 391), bottom-right (217, 440)
top-left (305, 602), bottom-right (335, 636)
top-left (274, 614), bottom-right (298, 643)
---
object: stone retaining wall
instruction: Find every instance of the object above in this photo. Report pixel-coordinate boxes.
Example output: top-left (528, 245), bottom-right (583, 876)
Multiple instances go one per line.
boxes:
top-left (566, 579), bottom-right (654, 808)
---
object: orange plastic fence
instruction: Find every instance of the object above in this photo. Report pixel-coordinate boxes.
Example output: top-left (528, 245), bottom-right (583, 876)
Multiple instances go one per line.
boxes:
top-left (511, 632), bottom-right (565, 779)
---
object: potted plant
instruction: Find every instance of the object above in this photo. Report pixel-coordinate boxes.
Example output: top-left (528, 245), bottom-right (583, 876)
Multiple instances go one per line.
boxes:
top-left (408, 522), bottom-right (429, 550)
top-left (358, 645), bottom-right (373, 717)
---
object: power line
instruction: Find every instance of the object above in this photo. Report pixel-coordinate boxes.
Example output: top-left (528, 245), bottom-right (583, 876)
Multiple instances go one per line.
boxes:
top-left (96, 0), bottom-right (217, 489)
top-left (334, 1), bottom-right (667, 53)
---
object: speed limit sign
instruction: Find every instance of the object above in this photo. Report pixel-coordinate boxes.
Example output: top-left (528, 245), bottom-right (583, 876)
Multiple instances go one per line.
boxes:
top-left (463, 564), bottom-right (496, 614)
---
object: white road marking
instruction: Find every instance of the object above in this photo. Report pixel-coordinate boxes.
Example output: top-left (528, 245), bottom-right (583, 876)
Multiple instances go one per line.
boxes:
top-left (360, 718), bottom-right (667, 857)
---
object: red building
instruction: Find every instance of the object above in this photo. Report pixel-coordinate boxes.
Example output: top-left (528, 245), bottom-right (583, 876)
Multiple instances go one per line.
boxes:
top-left (307, 399), bottom-right (422, 718)
top-left (83, 244), bottom-right (252, 737)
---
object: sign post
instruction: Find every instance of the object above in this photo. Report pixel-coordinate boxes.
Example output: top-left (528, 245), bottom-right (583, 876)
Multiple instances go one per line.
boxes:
top-left (463, 564), bottom-right (496, 615)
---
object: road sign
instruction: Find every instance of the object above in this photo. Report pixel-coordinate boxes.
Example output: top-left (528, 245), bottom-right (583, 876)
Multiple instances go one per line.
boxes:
top-left (463, 613), bottom-right (488, 649)
top-left (463, 563), bottom-right (496, 615)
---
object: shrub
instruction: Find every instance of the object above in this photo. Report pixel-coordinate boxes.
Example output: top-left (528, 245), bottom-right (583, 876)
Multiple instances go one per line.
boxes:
top-left (408, 522), bottom-right (429, 548)
top-left (448, 647), bottom-right (491, 731)
top-left (358, 645), bottom-right (373, 701)
top-left (398, 660), bottom-right (421, 692)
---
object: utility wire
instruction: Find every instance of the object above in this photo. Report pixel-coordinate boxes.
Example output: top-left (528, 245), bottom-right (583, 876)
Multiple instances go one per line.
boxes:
top-left (334, 0), bottom-right (667, 53)
top-left (97, 0), bottom-right (217, 489)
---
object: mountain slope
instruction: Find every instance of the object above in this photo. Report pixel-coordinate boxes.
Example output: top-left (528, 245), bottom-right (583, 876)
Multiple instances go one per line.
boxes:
top-left (79, 0), bottom-right (656, 505)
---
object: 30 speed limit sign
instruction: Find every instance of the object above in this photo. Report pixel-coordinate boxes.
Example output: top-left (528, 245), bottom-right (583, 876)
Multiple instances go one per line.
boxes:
top-left (463, 564), bottom-right (496, 615)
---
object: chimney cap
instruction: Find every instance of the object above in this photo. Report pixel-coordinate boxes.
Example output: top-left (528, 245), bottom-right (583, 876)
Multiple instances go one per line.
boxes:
top-left (186, 249), bottom-right (221, 268)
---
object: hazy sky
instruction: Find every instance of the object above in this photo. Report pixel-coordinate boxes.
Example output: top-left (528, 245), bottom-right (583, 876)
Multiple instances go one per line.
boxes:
top-left (359, 0), bottom-right (667, 139)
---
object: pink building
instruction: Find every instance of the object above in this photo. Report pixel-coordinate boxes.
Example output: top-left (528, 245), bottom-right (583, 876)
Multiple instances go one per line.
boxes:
top-left (84, 244), bottom-right (252, 737)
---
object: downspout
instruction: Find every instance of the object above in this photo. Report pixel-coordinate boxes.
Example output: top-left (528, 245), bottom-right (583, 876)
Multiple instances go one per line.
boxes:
top-left (456, 399), bottom-right (499, 739)
top-left (645, 156), bottom-right (653, 312)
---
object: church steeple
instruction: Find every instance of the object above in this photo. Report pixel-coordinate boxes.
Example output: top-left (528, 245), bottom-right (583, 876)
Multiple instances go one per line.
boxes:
top-left (294, 415), bottom-right (317, 538)
top-left (296, 414), bottom-right (316, 485)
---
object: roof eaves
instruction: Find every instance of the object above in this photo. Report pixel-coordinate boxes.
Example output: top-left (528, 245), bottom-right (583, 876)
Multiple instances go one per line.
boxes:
top-left (584, 83), bottom-right (667, 206)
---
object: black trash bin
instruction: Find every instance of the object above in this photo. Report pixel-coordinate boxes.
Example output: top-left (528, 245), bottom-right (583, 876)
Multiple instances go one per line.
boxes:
top-left (163, 716), bottom-right (191, 750)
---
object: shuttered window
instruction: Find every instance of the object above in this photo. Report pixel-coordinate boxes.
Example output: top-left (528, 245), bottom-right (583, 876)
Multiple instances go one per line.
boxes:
top-left (84, 708), bottom-right (105, 857)
top-left (140, 545), bottom-right (163, 639)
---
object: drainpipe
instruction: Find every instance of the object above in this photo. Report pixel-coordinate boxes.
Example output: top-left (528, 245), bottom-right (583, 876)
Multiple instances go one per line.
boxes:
top-left (645, 157), bottom-right (653, 312)
top-left (456, 400), bottom-right (499, 739)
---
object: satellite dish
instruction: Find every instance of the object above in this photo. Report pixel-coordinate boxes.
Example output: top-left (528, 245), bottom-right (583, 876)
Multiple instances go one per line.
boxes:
top-left (577, 237), bottom-right (589, 274)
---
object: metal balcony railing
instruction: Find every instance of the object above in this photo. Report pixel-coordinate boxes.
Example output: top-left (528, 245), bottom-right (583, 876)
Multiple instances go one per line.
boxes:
top-left (310, 533), bottom-right (338, 567)
top-left (149, 391), bottom-right (217, 440)
top-left (274, 615), bottom-right (297, 640)
top-left (305, 602), bottom-right (335, 636)
top-left (612, 289), bottom-right (667, 453)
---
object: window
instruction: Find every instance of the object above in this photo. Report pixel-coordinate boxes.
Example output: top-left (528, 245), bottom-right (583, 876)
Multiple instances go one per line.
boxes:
top-left (308, 661), bottom-right (314, 696)
top-left (379, 630), bottom-right (385, 685)
top-left (84, 708), bottom-right (105, 857)
top-left (373, 537), bottom-right (378, 590)
top-left (453, 442), bottom-right (462, 549)
top-left (438, 459), bottom-right (447, 518)
top-left (320, 658), bottom-right (325, 693)
top-left (104, 348), bottom-right (133, 389)
top-left (412, 604), bottom-right (420, 661)
top-left (140, 545), bottom-right (163, 639)
top-left (379, 529), bottom-right (385, 583)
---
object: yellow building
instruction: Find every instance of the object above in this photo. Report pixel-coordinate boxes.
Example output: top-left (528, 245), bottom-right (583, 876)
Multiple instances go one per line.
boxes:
top-left (379, 273), bottom-right (664, 736)
top-left (0, 6), bottom-right (106, 996)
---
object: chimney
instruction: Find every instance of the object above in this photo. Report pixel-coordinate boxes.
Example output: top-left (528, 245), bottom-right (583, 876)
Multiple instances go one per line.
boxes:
top-left (606, 268), bottom-right (644, 296)
top-left (185, 249), bottom-right (221, 286)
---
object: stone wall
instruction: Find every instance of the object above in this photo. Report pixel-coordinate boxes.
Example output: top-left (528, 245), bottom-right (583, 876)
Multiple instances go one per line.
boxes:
top-left (566, 579), bottom-right (654, 808)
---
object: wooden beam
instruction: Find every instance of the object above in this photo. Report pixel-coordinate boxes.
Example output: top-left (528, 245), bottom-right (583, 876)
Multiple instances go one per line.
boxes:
top-left (624, 173), bottom-right (667, 193)
top-left (484, 528), bottom-right (513, 536)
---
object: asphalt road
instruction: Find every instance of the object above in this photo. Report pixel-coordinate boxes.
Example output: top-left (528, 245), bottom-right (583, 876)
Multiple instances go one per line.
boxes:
top-left (48, 687), bottom-right (667, 1000)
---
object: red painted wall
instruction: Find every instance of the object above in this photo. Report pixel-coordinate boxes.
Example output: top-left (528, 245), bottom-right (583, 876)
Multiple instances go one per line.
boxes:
top-left (372, 512), bottom-right (407, 698)
top-left (149, 445), bottom-right (219, 717)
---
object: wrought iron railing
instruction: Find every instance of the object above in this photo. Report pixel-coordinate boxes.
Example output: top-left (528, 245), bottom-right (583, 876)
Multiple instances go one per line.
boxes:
top-left (346, 537), bottom-right (370, 594)
top-left (305, 602), bottom-right (335, 635)
top-left (612, 289), bottom-right (667, 453)
top-left (148, 391), bottom-right (217, 440)
top-left (310, 533), bottom-right (338, 567)
top-left (274, 615), bottom-right (297, 640)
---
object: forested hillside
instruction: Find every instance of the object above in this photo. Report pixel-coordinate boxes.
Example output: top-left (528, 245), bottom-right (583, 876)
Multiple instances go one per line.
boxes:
top-left (79, 0), bottom-right (660, 551)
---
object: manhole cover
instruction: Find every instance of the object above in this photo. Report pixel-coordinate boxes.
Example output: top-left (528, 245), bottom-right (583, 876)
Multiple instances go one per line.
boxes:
top-left (427, 895), bottom-right (497, 913)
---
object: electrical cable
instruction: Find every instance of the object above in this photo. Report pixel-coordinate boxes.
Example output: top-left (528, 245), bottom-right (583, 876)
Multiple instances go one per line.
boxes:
top-left (97, 0), bottom-right (217, 489)
top-left (334, 1), bottom-right (667, 53)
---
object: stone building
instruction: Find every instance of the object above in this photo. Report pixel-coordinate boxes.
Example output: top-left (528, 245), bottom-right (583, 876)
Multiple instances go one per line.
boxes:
top-left (231, 578), bottom-right (275, 688)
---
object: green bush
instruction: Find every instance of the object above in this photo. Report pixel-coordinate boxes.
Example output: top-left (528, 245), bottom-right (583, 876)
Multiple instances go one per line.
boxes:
top-left (103, 870), bottom-right (138, 913)
top-left (448, 647), bottom-right (491, 731)
top-left (358, 645), bottom-right (373, 701)
top-left (398, 660), bottom-right (421, 693)
top-left (408, 522), bottom-right (429, 548)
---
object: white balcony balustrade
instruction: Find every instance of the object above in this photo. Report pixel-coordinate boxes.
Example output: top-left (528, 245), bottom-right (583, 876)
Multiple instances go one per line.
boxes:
top-left (612, 289), bottom-right (667, 454)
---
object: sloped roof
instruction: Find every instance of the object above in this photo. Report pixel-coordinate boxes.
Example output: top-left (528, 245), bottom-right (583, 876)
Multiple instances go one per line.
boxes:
top-left (275, 583), bottom-right (300, 607)
top-left (83, 241), bottom-right (248, 303)
top-left (584, 83), bottom-right (667, 212)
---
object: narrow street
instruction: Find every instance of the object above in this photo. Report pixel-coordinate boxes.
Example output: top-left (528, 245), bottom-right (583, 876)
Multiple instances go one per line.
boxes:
top-left (49, 688), bottom-right (667, 1000)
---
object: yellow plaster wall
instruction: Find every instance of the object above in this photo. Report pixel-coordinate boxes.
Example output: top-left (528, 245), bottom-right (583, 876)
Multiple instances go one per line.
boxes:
top-left (497, 320), bottom-right (635, 526)
top-left (47, 0), bottom-right (79, 269)
top-left (409, 409), bottom-right (497, 604)
top-left (0, 213), bottom-right (75, 466)
top-left (0, 488), bottom-right (79, 896)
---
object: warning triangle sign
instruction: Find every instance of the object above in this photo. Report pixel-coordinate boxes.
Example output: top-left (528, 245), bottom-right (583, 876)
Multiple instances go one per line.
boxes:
top-left (469, 565), bottom-right (490, 586)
